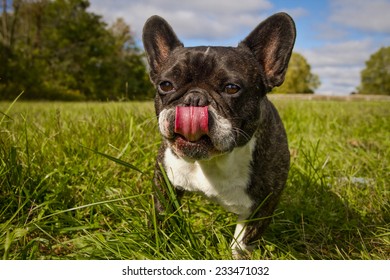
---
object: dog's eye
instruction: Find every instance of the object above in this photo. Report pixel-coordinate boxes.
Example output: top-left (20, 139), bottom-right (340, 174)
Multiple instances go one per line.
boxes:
top-left (159, 81), bottom-right (175, 93)
top-left (224, 84), bottom-right (241, 94)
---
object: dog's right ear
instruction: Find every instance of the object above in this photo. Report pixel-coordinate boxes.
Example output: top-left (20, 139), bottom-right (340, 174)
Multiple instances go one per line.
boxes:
top-left (239, 13), bottom-right (296, 91)
top-left (142, 16), bottom-right (183, 78)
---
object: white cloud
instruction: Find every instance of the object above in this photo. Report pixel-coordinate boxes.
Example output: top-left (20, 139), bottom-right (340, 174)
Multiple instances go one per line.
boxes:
top-left (330, 0), bottom-right (390, 34)
top-left (315, 66), bottom-right (362, 94)
top-left (304, 40), bottom-right (373, 67)
top-left (301, 40), bottom-right (377, 94)
top-left (278, 7), bottom-right (308, 19)
top-left (88, 0), bottom-right (273, 41)
top-left (315, 24), bottom-right (348, 41)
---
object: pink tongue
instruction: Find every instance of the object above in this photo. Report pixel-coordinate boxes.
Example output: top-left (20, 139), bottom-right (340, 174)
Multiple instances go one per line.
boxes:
top-left (175, 106), bottom-right (209, 142)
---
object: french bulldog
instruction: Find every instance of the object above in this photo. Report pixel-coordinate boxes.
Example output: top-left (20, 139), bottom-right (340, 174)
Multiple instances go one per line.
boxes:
top-left (142, 12), bottom-right (296, 257)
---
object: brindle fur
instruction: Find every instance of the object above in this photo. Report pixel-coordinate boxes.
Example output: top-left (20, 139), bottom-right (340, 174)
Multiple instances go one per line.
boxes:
top-left (143, 13), bottom-right (296, 252)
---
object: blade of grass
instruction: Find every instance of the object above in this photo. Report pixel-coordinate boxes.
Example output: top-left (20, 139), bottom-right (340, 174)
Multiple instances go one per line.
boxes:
top-left (0, 91), bottom-right (23, 127)
top-left (157, 163), bottom-right (199, 249)
top-left (81, 145), bottom-right (144, 174)
top-left (39, 194), bottom-right (148, 220)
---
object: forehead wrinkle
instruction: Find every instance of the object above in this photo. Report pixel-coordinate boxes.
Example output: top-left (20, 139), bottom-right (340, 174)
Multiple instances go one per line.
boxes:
top-left (178, 48), bottom-right (217, 82)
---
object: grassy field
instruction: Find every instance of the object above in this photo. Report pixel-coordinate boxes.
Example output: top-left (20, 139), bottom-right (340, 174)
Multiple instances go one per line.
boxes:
top-left (0, 98), bottom-right (389, 260)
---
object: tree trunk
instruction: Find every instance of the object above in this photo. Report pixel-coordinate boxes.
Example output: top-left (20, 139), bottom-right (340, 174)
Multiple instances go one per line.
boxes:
top-left (1, 0), bottom-right (8, 46)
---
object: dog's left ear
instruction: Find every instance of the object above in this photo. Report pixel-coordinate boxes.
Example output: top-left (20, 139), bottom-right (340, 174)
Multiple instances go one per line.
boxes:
top-left (239, 12), bottom-right (296, 90)
top-left (142, 15), bottom-right (183, 79)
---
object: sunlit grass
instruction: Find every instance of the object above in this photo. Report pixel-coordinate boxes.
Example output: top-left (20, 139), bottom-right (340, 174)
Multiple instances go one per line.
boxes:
top-left (0, 99), bottom-right (389, 259)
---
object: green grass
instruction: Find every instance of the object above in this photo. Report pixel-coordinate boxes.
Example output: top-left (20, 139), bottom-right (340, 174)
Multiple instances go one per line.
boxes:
top-left (0, 98), bottom-right (389, 260)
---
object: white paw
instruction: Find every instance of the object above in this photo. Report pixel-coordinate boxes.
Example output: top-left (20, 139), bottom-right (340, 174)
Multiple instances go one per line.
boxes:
top-left (231, 221), bottom-right (254, 259)
top-left (231, 241), bottom-right (254, 259)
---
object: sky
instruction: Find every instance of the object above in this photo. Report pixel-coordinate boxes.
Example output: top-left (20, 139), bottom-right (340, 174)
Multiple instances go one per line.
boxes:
top-left (87, 0), bottom-right (390, 95)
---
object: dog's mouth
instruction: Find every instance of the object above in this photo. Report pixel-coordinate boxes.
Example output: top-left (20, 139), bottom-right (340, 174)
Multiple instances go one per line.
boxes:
top-left (170, 106), bottom-right (217, 159)
top-left (159, 105), bottom-right (236, 159)
top-left (170, 134), bottom-right (217, 160)
top-left (174, 134), bottom-right (212, 146)
top-left (174, 106), bottom-right (209, 142)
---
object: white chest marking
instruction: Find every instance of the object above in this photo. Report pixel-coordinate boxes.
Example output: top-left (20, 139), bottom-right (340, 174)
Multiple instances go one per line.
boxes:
top-left (163, 137), bottom-right (257, 216)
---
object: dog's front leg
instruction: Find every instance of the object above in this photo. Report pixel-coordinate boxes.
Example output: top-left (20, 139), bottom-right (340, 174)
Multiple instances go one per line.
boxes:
top-left (231, 214), bottom-right (254, 259)
top-left (231, 194), bottom-right (282, 259)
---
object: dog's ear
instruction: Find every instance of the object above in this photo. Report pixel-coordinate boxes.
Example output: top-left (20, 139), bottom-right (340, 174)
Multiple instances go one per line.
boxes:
top-left (142, 16), bottom-right (183, 78)
top-left (239, 13), bottom-right (296, 90)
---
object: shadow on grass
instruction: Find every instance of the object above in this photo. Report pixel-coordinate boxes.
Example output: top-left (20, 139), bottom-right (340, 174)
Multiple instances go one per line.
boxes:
top-left (263, 145), bottom-right (389, 259)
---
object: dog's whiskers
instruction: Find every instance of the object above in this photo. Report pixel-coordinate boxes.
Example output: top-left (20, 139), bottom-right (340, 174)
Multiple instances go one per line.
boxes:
top-left (232, 127), bottom-right (252, 142)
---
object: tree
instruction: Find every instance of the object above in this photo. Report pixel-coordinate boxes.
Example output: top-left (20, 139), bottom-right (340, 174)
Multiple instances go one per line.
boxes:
top-left (358, 46), bottom-right (390, 95)
top-left (272, 52), bottom-right (320, 94)
top-left (0, 0), bottom-right (153, 100)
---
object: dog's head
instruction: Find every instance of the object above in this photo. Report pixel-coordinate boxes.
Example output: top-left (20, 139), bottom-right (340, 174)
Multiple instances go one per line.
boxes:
top-left (143, 13), bottom-right (296, 160)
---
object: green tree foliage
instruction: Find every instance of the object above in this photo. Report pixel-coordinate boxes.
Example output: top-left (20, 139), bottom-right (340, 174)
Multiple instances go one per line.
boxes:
top-left (0, 0), bottom-right (153, 100)
top-left (272, 52), bottom-right (320, 94)
top-left (358, 46), bottom-right (390, 95)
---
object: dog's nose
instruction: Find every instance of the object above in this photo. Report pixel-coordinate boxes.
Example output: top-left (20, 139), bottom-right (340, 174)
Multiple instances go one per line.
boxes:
top-left (183, 89), bottom-right (209, 107)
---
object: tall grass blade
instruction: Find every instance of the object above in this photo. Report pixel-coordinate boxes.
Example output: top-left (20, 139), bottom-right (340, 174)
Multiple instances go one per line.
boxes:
top-left (81, 145), bottom-right (144, 174)
top-left (0, 91), bottom-right (23, 127)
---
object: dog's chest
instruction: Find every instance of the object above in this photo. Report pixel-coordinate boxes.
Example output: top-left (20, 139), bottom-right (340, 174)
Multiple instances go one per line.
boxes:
top-left (163, 137), bottom-right (256, 216)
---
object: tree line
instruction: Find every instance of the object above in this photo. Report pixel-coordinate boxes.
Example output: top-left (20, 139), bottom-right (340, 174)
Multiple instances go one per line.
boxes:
top-left (1, 0), bottom-right (154, 100)
top-left (358, 46), bottom-right (390, 95)
top-left (1, 0), bottom-right (389, 100)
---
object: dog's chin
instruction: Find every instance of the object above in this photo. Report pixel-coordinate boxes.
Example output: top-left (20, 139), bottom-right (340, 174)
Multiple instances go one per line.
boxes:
top-left (169, 135), bottom-right (221, 161)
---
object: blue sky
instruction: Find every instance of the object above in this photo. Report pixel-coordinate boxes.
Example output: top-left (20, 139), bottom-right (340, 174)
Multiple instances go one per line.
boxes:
top-left (18, 0), bottom-right (390, 95)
